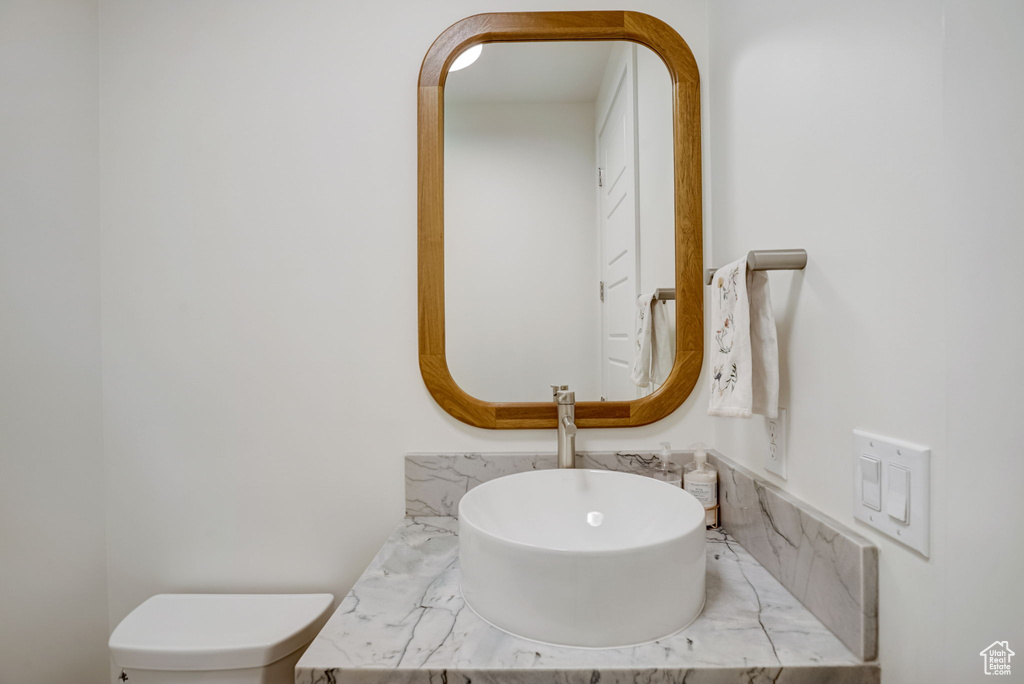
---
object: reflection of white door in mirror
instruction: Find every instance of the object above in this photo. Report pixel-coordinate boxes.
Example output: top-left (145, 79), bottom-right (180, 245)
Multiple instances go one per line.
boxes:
top-left (597, 43), bottom-right (640, 402)
top-left (443, 40), bottom-right (674, 403)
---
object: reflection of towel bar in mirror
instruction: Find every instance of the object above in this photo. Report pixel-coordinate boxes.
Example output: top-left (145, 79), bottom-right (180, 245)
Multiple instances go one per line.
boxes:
top-left (704, 249), bottom-right (808, 285)
top-left (653, 288), bottom-right (676, 301)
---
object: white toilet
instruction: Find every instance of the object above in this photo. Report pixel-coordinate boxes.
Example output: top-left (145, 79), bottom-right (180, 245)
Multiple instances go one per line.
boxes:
top-left (109, 593), bottom-right (333, 684)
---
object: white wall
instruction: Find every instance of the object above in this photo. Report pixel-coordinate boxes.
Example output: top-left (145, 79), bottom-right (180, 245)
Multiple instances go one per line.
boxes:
top-left (708, 1), bottom-right (1024, 681)
top-left (99, 0), bottom-right (714, 648)
top-left (445, 102), bottom-right (601, 401)
top-left (0, 1), bottom-right (108, 682)
top-left (942, 1), bottom-right (1024, 679)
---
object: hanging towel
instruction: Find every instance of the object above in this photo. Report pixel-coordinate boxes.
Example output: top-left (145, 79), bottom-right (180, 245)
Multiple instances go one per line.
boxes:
top-left (708, 258), bottom-right (779, 418)
top-left (631, 293), bottom-right (675, 388)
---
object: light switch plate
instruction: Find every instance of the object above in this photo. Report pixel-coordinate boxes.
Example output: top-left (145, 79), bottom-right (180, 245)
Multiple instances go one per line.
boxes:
top-left (765, 408), bottom-right (787, 479)
top-left (852, 429), bottom-right (930, 557)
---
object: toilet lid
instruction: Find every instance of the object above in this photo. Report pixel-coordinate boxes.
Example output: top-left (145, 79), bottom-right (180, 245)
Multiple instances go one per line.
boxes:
top-left (109, 594), bottom-right (334, 671)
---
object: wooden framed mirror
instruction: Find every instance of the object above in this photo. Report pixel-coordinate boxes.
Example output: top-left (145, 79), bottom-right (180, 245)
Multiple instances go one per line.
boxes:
top-left (418, 11), bottom-right (702, 429)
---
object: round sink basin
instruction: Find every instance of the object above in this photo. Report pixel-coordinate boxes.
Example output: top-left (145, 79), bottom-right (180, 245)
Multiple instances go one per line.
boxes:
top-left (458, 468), bottom-right (706, 648)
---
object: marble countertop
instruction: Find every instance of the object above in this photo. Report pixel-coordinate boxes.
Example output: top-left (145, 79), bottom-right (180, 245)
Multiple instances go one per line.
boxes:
top-left (296, 517), bottom-right (879, 684)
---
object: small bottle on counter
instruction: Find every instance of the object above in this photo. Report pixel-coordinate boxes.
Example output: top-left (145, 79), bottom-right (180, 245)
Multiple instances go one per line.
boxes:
top-left (648, 441), bottom-right (682, 487)
top-left (684, 443), bottom-right (719, 529)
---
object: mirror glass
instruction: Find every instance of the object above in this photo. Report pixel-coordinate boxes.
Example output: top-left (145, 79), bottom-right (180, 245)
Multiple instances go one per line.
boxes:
top-left (444, 41), bottom-right (676, 403)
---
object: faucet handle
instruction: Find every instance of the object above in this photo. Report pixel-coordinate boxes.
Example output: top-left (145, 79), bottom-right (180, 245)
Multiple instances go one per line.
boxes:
top-left (561, 415), bottom-right (578, 436)
top-left (551, 384), bottom-right (568, 400)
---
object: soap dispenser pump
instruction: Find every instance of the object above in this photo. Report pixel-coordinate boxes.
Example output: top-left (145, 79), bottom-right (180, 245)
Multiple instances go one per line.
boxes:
top-left (648, 442), bottom-right (682, 487)
top-left (683, 443), bottom-right (719, 528)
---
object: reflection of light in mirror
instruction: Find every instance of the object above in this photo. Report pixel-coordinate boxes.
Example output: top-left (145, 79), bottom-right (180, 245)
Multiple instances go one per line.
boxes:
top-left (586, 511), bottom-right (604, 527)
top-left (449, 44), bottom-right (483, 72)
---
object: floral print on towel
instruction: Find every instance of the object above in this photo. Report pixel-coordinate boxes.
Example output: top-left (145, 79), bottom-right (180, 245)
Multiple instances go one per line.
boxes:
top-left (711, 268), bottom-right (741, 400)
top-left (712, 362), bottom-right (738, 397)
top-left (635, 304), bottom-right (645, 352)
top-left (715, 313), bottom-right (734, 354)
top-left (717, 266), bottom-right (740, 307)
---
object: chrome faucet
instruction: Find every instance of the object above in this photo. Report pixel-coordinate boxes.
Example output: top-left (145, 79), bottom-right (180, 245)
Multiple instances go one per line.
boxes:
top-left (551, 385), bottom-right (577, 468)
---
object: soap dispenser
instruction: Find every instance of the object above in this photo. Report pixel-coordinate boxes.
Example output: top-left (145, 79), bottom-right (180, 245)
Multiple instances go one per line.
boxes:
top-left (683, 443), bottom-right (719, 529)
top-left (648, 442), bottom-right (682, 487)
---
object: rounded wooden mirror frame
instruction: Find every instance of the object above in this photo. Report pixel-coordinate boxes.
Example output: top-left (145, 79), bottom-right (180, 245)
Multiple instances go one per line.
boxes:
top-left (418, 11), bottom-right (703, 429)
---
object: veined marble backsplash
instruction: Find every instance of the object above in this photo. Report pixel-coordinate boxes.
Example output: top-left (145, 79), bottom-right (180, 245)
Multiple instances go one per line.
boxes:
top-left (405, 450), bottom-right (878, 662)
top-left (406, 451), bottom-right (666, 517)
top-left (709, 453), bottom-right (878, 662)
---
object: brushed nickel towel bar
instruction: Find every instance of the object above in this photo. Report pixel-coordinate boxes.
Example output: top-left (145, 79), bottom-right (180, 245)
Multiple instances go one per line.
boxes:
top-left (704, 249), bottom-right (808, 285)
top-left (652, 250), bottom-right (807, 300)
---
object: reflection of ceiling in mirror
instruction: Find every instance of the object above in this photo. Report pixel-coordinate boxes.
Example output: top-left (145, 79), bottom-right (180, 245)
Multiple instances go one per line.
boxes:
top-left (445, 42), bottom-right (615, 104)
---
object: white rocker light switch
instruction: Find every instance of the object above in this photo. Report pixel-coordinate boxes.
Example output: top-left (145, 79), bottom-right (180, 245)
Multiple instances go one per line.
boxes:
top-left (886, 464), bottom-right (910, 523)
top-left (860, 455), bottom-right (881, 511)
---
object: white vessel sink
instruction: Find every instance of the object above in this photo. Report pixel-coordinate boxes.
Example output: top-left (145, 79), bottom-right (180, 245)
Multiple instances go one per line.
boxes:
top-left (458, 469), bottom-right (706, 648)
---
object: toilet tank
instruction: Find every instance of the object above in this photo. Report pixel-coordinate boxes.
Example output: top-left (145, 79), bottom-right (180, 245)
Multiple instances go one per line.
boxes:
top-left (109, 594), bottom-right (334, 684)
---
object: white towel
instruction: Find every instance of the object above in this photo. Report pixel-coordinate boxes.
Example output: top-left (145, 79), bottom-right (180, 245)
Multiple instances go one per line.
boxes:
top-left (631, 293), bottom-right (675, 388)
top-left (708, 258), bottom-right (779, 418)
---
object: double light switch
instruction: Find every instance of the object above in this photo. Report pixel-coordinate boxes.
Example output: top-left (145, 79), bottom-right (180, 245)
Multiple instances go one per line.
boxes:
top-left (852, 430), bottom-right (930, 556)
